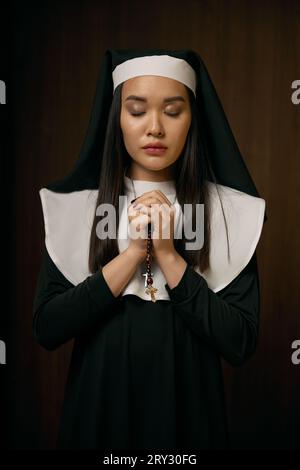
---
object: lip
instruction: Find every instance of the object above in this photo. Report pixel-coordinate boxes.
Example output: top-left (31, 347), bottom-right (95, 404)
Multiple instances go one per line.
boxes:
top-left (142, 143), bottom-right (167, 149)
top-left (143, 147), bottom-right (167, 155)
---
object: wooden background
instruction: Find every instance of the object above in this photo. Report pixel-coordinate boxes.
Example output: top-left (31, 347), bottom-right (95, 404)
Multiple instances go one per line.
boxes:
top-left (7, 0), bottom-right (300, 449)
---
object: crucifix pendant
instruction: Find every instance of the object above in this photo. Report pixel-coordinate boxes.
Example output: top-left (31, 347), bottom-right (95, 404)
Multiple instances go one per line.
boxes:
top-left (142, 273), bottom-right (158, 302)
top-left (145, 285), bottom-right (158, 303)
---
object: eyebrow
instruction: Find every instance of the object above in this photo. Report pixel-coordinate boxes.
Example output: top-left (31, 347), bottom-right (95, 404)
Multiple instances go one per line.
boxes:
top-left (125, 95), bottom-right (186, 103)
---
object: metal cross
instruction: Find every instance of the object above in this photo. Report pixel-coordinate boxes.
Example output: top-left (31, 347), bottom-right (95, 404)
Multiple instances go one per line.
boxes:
top-left (145, 285), bottom-right (158, 303)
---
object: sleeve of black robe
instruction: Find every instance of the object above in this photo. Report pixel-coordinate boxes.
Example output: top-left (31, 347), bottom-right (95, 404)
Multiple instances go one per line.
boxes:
top-left (165, 251), bottom-right (260, 367)
top-left (32, 247), bottom-right (120, 351)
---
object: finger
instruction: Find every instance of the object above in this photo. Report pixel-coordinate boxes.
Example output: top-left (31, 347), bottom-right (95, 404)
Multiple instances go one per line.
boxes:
top-left (128, 213), bottom-right (151, 236)
top-left (151, 202), bottom-right (175, 219)
top-left (133, 198), bottom-right (172, 212)
top-left (133, 190), bottom-right (171, 207)
top-left (128, 203), bottom-right (154, 217)
top-left (151, 204), bottom-right (175, 236)
top-left (137, 190), bottom-right (171, 207)
top-left (128, 210), bottom-right (150, 225)
top-left (155, 189), bottom-right (173, 207)
top-left (136, 204), bottom-right (174, 228)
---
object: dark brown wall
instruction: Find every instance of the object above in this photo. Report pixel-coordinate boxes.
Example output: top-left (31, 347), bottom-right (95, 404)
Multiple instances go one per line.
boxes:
top-left (7, 0), bottom-right (300, 448)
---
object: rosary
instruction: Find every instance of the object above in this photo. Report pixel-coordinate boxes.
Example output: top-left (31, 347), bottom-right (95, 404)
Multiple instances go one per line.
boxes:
top-left (128, 173), bottom-right (176, 303)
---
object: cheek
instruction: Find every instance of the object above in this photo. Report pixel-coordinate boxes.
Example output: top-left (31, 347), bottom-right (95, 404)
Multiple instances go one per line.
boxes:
top-left (121, 116), bottom-right (142, 139)
top-left (121, 124), bottom-right (142, 154)
top-left (120, 122), bottom-right (132, 142)
top-left (172, 119), bottom-right (190, 144)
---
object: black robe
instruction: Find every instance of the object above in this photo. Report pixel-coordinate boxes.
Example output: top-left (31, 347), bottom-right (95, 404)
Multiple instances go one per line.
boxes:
top-left (32, 247), bottom-right (260, 450)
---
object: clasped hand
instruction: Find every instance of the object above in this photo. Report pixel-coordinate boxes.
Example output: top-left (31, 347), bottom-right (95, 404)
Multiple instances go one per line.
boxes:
top-left (127, 189), bottom-right (176, 258)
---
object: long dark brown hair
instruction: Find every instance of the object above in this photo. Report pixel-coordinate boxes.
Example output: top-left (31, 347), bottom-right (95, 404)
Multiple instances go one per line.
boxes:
top-left (88, 82), bottom-right (229, 273)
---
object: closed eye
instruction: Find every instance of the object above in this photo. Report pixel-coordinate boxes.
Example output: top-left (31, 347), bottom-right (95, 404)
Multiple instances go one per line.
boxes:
top-left (130, 112), bottom-right (180, 117)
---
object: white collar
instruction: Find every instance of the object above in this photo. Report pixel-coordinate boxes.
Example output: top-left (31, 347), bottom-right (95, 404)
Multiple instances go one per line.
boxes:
top-left (39, 176), bottom-right (265, 299)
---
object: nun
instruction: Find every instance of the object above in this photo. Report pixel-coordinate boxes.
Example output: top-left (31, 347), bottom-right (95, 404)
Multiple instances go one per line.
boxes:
top-left (33, 48), bottom-right (267, 450)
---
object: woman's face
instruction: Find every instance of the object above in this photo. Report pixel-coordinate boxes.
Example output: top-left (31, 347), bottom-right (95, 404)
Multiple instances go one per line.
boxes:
top-left (120, 75), bottom-right (192, 178)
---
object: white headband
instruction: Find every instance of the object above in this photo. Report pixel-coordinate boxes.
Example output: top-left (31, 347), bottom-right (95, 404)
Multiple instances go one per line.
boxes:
top-left (112, 55), bottom-right (197, 97)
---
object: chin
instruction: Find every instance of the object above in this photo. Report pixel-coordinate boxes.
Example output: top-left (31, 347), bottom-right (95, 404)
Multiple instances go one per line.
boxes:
top-left (145, 158), bottom-right (171, 167)
top-left (147, 164), bottom-right (169, 172)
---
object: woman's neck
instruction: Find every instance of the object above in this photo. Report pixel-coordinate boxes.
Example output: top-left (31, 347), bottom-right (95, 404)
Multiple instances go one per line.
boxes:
top-left (126, 163), bottom-right (176, 181)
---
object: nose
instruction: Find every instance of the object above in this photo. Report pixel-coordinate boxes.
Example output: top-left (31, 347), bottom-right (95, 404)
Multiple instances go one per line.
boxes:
top-left (146, 112), bottom-right (165, 137)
